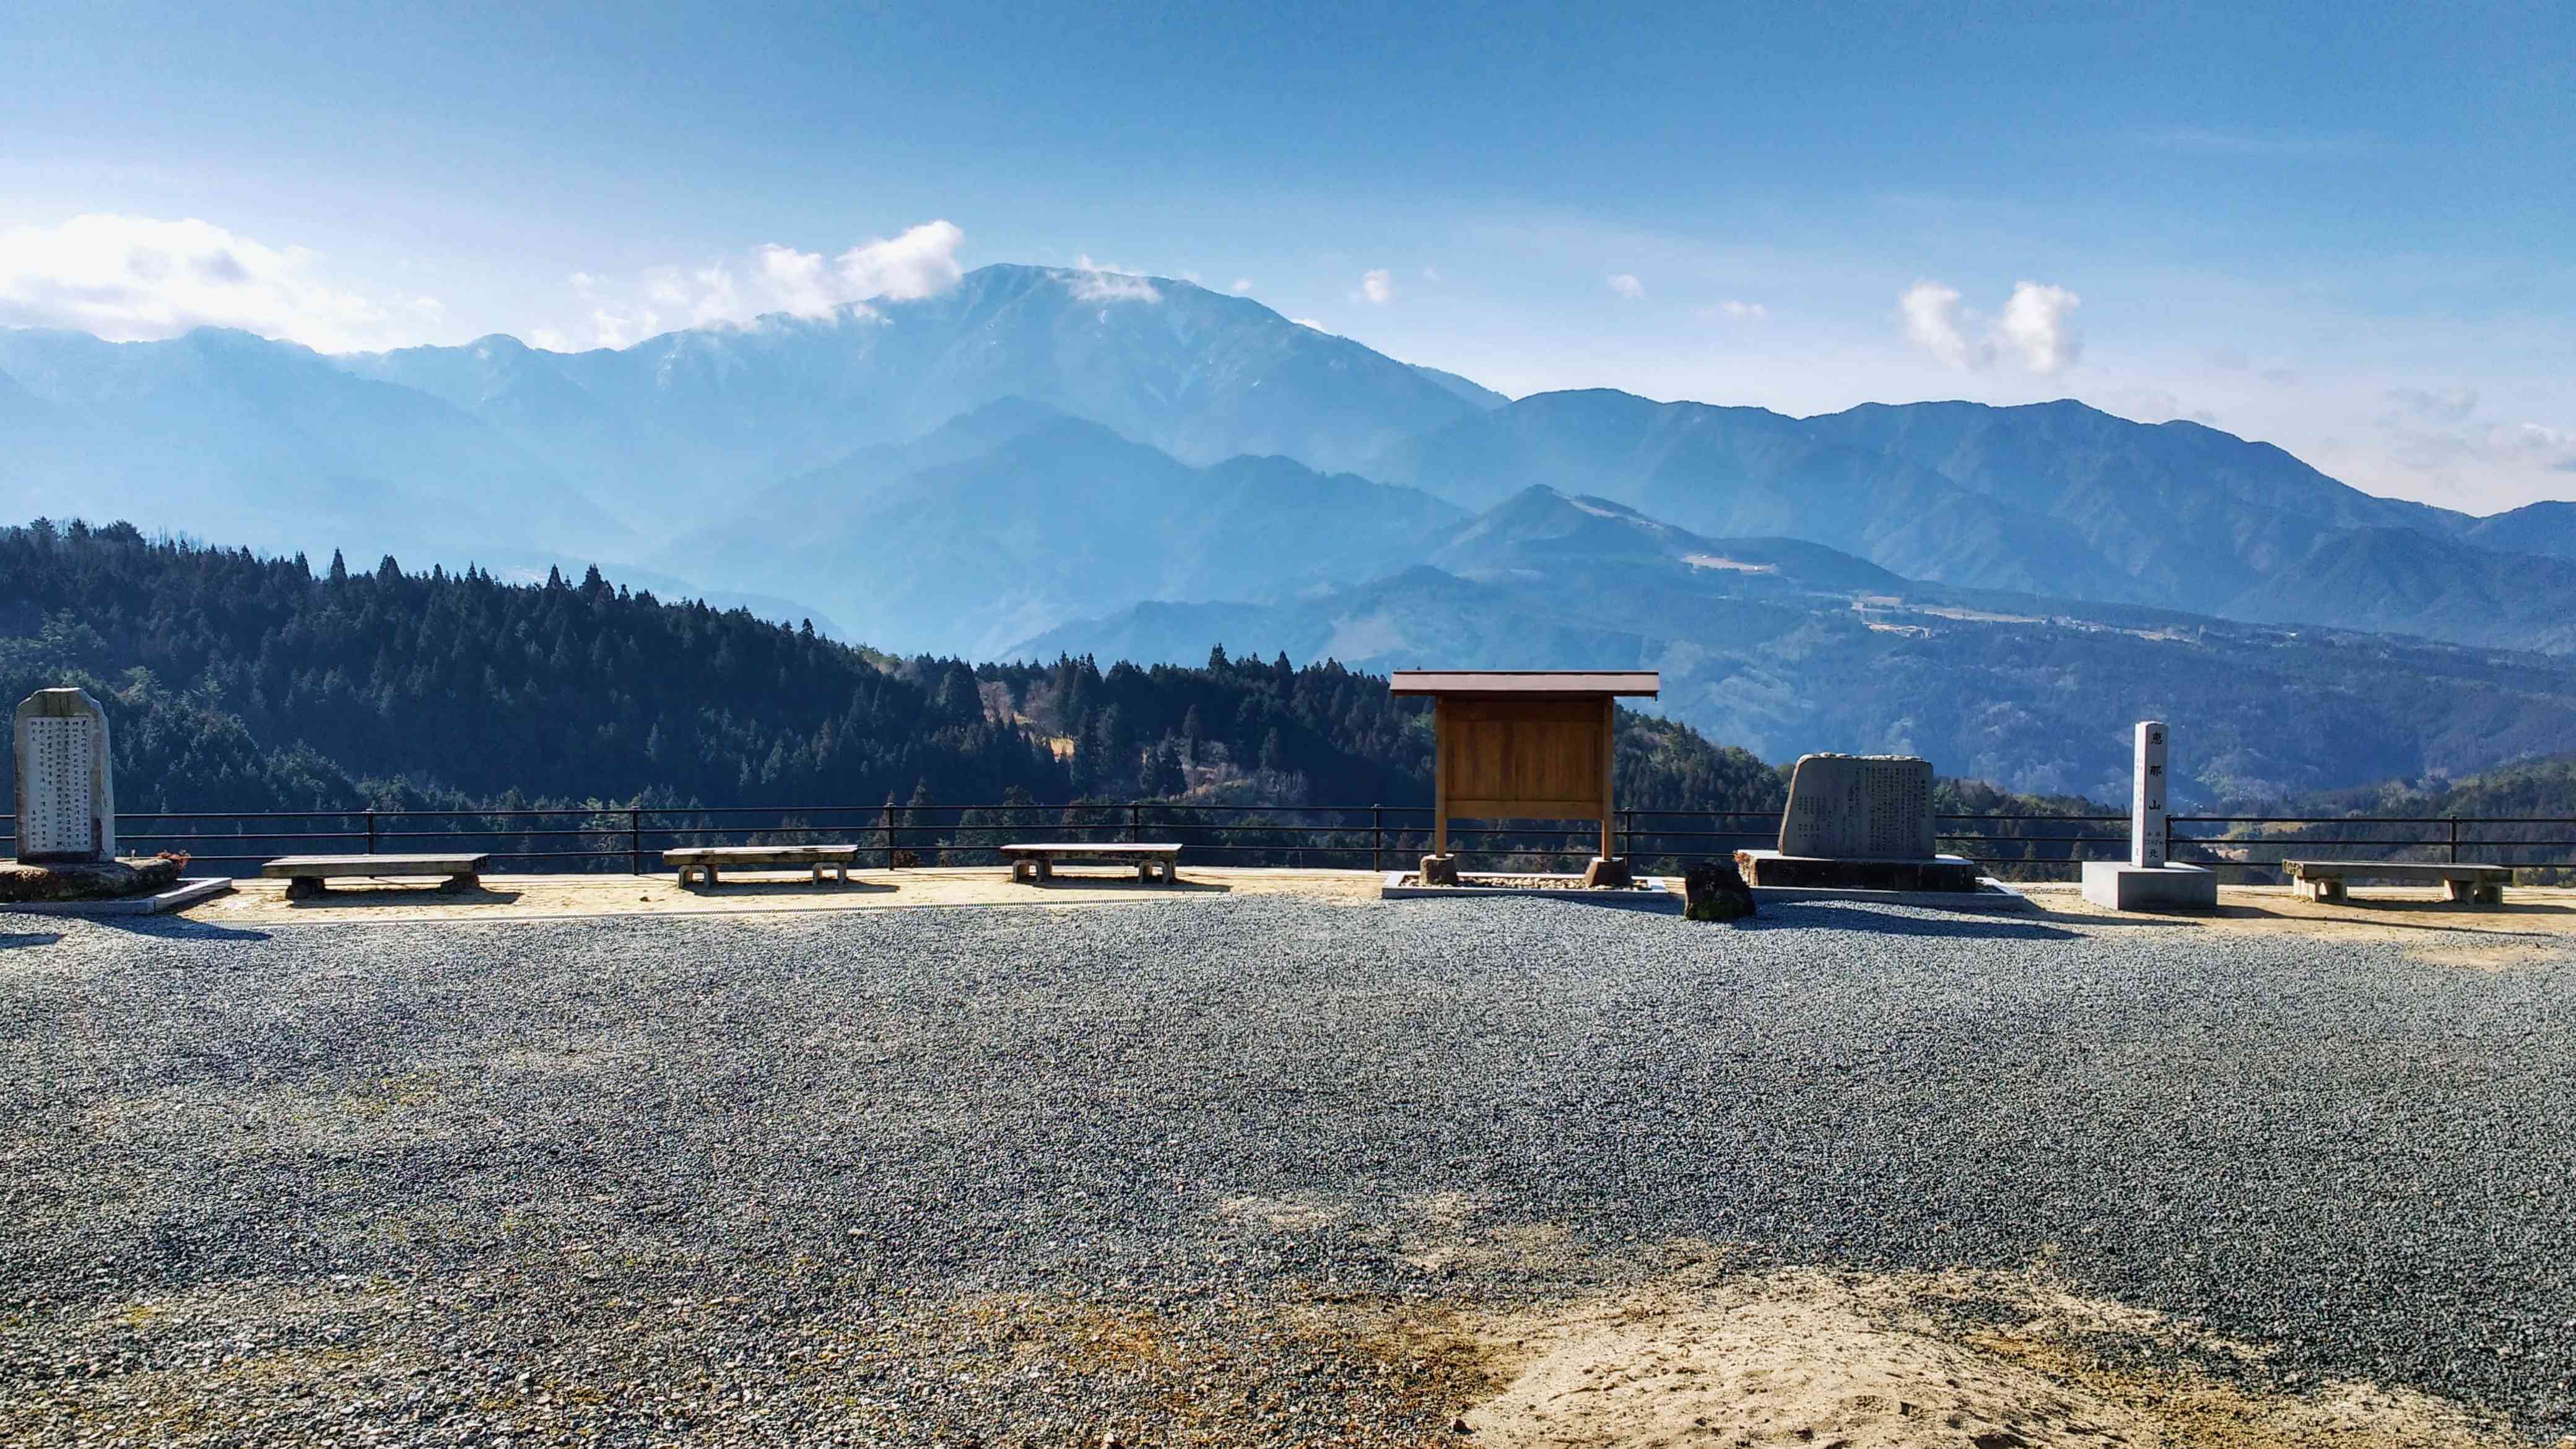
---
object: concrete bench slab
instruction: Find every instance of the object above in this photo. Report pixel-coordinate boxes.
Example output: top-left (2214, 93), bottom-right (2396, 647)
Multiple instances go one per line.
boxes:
top-left (2282, 859), bottom-right (2511, 906)
top-left (664, 844), bottom-right (863, 887)
top-left (263, 853), bottom-right (490, 900)
top-left (999, 842), bottom-right (1183, 884)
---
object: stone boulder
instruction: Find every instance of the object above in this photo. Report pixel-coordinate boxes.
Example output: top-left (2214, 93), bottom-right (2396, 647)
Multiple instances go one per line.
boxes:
top-left (1684, 859), bottom-right (1756, 921)
top-left (0, 855), bottom-right (186, 903)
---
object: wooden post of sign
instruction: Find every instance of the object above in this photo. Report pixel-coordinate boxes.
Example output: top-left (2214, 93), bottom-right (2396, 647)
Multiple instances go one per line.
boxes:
top-left (1432, 697), bottom-right (1450, 857)
top-left (1599, 695), bottom-right (1616, 861)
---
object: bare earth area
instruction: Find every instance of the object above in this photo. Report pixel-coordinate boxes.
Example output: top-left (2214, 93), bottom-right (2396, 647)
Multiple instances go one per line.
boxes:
top-left (4, 876), bottom-right (2573, 1446)
top-left (189, 865), bottom-right (1387, 925)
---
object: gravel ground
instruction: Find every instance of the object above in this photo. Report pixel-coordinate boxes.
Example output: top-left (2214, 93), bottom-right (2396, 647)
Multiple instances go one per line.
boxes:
top-left (2, 896), bottom-right (2572, 1446)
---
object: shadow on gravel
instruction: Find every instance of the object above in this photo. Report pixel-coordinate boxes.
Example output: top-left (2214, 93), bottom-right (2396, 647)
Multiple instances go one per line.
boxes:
top-left (1012, 876), bottom-right (1234, 894)
top-left (0, 930), bottom-right (64, 949)
top-left (676, 878), bottom-right (899, 897)
top-left (87, 917), bottom-right (270, 942)
top-left (1748, 903), bottom-right (2082, 941)
top-left (287, 883), bottom-right (526, 908)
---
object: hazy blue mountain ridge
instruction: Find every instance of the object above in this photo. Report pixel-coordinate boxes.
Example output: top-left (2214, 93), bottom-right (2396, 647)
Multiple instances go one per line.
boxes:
top-left (0, 326), bottom-right (629, 563)
top-left (354, 264), bottom-right (1482, 521)
top-left (658, 407), bottom-right (1467, 657)
top-left (2463, 499), bottom-right (2576, 561)
top-left (6, 263), bottom-right (2575, 668)
top-left (1016, 495), bottom-right (2576, 805)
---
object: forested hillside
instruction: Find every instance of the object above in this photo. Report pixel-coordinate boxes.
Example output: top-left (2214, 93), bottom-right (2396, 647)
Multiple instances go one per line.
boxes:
top-left (0, 519), bottom-right (1785, 820)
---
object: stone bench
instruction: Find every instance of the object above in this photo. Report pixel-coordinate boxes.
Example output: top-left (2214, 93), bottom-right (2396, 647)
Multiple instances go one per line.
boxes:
top-left (263, 853), bottom-right (489, 899)
top-left (664, 844), bottom-right (861, 887)
top-left (2282, 859), bottom-right (2511, 906)
top-left (999, 842), bottom-right (1182, 884)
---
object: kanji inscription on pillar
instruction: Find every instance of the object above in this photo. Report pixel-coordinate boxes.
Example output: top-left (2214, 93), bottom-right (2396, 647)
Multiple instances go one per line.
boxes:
top-left (2133, 721), bottom-right (2168, 868)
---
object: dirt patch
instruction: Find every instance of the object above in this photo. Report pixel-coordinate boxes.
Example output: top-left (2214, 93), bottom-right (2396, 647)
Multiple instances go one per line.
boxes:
top-left (2027, 883), bottom-right (2576, 968)
top-left (185, 866), bottom-right (1385, 925)
top-left (1460, 1265), bottom-right (2523, 1449)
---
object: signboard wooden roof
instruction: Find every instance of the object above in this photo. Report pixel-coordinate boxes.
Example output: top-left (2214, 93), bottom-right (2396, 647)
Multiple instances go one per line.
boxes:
top-left (1388, 670), bottom-right (1660, 697)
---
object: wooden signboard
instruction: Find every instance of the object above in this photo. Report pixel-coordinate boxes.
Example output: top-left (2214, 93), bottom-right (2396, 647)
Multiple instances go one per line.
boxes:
top-left (1389, 671), bottom-right (1660, 859)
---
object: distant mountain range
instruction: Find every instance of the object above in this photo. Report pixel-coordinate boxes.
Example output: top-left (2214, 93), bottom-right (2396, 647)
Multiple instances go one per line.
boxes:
top-left (7, 261), bottom-right (2576, 799)
top-left (1019, 485), bottom-right (2576, 803)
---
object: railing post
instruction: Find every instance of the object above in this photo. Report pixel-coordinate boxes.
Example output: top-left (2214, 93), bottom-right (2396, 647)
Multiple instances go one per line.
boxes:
top-left (886, 803), bottom-right (900, 871)
top-left (1130, 799), bottom-right (1141, 843)
top-left (1373, 804), bottom-right (1384, 873)
top-left (2450, 815), bottom-right (2460, 864)
top-left (630, 807), bottom-right (643, 875)
top-left (365, 807), bottom-right (377, 855)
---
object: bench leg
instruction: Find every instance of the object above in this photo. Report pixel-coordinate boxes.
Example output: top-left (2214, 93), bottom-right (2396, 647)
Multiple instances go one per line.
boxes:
top-left (438, 872), bottom-right (479, 894)
top-left (2474, 883), bottom-right (2504, 907)
top-left (2445, 877), bottom-right (2475, 904)
top-left (812, 863), bottom-right (827, 884)
top-left (284, 876), bottom-right (326, 900)
top-left (2295, 877), bottom-right (2344, 903)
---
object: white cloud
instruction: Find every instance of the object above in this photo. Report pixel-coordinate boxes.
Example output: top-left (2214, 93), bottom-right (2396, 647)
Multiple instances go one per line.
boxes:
top-left (526, 326), bottom-right (572, 352)
top-left (1995, 281), bottom-right (2082, 375)
top-left (1698, 298), bottom-right (1768, 323)
top-left (555, 219), bottom-right (968, 344)
top-left (1065, 255), bottom-right (1162, 303)
top-left (588, 302), bottom-right (661, 349)
top-left (0, 213), bottom-right (416, 352)
top-left (1900, 279), bottom-right (2079, 374)
top-left (1900, 281), bottom-right (1989, 370)
top-left (1230, 277), bottom-right (1253, 293)
top-left (1358, 268), bottom-right (1395, 305)
top-left (2505, 422), bottom-right (2576, 471)
top-left (684, 263), bottom-right (739, 326)
top-left (1290, 317), bottom-right (1331, 332)
top-left (1421, 266), bottom-right (1443, 282)
top-left (1607, 272), bottom-right (1646, 300)
top-left (2387, 385), bottom-right (2479, 424)
top-left (742, 219), bottom-right (967, 320)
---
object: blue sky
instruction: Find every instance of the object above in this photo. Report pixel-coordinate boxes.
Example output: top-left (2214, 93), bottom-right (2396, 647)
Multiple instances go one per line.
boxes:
top-left (3, 0), bottom-right (2571, 510)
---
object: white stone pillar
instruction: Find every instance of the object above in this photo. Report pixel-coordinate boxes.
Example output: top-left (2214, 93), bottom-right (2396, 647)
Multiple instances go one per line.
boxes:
top-left (2132, 721), bottom-right (2167, 868)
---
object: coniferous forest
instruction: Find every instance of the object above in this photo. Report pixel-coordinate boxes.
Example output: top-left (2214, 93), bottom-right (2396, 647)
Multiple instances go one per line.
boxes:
top-left (0, 520), bottom-right (1793, 825)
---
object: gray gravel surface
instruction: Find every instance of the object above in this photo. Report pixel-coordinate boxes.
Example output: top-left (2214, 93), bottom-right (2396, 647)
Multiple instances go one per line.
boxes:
top-left (2, 896), bottom-right (2573, 1445)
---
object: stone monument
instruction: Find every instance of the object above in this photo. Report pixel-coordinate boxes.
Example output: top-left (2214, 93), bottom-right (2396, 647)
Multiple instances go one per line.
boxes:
top-left (13, 687), bottom-right (115, 864)
top-left (1735, 753), bottom-right (1980, 891)
top-left (2080, 720), bottom-right (2216, 910)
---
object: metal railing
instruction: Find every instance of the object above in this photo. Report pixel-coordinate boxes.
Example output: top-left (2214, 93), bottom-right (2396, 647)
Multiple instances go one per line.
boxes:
top-left (14, 802), bottom-right (2573, 881)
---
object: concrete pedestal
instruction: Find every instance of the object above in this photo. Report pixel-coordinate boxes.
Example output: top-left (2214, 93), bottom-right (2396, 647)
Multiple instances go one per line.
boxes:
top-left (1734, 850), bottom-right (1981, 892)
top-left (1580, 856), bottom-right (1633, 889)
top-left (2081, 861), bottom-right (2216, 911)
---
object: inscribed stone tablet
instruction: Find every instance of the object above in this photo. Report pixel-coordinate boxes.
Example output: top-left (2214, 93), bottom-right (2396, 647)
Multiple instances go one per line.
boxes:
top-left (1776, 753), bottom-right (1936, 859)
top-left (13, 687), bottom-right (115, 864)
